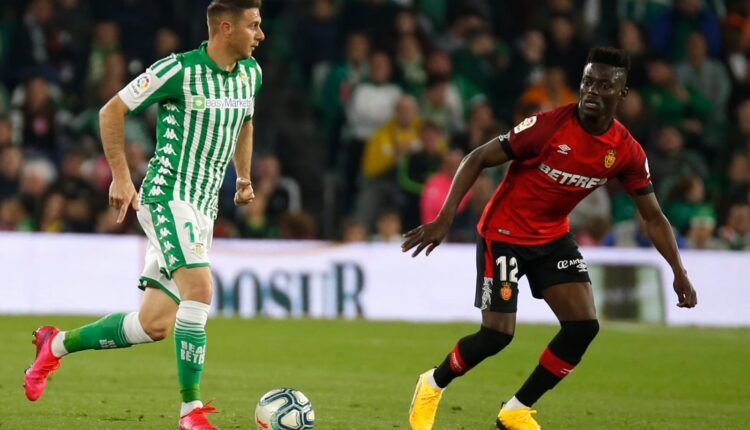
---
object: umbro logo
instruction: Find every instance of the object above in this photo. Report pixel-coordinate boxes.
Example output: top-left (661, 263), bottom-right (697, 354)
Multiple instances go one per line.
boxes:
top-left (557, 144), bottom-right (571, 155)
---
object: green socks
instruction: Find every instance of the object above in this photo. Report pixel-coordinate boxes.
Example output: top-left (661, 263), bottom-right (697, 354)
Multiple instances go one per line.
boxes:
top-left (174, 300), bottom-right (210, 403)
top-left (57, 312), bottom-right (155, 356)
top-left (63, 313), bottom-right (131, 352)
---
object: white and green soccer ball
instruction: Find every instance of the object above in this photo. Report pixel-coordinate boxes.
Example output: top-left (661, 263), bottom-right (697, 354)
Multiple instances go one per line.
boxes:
top-left (255, 388), bottom-right (315, 430)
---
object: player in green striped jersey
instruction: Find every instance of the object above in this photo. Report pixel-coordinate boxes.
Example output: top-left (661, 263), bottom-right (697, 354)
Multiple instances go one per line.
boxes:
top-left (24, 1), bottom-right (264, 428)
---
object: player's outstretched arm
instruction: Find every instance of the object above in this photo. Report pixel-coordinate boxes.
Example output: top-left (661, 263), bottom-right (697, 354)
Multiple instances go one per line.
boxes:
top-left (100, 95), bottom-right (139, 223)
top-left (401, 137), bottom-right (510, 257)
top-left (234, 120), bottom-right (255, 205)
top-left (634, 193), bottom-right (698, 308)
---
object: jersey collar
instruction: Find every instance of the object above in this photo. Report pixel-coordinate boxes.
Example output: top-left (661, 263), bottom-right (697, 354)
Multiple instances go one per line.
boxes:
top-left (199, 41), bottom-right (241, 76)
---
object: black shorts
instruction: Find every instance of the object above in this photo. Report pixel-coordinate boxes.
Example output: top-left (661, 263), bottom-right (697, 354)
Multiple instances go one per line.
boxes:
top-left (474, 233), bottom-right (591, 313)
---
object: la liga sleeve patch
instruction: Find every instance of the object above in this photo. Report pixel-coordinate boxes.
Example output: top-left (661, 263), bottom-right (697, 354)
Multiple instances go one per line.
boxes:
top-left (513, 115), bottom-right (537, 134)
top-left (127, 72), bottom-right (153, 98)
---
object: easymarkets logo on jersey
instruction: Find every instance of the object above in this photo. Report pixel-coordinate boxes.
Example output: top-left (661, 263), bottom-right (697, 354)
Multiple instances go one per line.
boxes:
top-left (191, 95), bottom-right (251, 111)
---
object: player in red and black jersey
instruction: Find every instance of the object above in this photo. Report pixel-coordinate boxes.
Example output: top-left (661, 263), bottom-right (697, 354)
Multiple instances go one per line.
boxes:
top-left (405, 47), bottom-right (698, 430)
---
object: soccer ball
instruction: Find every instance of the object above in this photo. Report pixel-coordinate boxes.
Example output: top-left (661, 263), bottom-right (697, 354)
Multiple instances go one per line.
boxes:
top-left (255, 388), bottom-right (315, 430)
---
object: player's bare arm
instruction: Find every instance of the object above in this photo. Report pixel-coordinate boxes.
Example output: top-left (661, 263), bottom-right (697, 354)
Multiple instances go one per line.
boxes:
top-left (99, 95), bottom-right (139, 223)
top-left (634, 192), bottom-right (698, 308)
top-left (402, 137), bottom-right (511, 257)
top-left (234, 119), bottom-right (255, 205)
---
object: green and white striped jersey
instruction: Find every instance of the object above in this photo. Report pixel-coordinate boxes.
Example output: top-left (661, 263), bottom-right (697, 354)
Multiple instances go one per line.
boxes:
top-left (118, 41), bottom-right (262, 219)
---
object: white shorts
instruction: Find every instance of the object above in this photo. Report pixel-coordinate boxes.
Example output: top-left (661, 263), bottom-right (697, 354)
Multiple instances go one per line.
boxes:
top-left (136, 200), bottom-right (213, 303)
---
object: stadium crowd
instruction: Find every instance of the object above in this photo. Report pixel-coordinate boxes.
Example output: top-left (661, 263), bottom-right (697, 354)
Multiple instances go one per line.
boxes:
top-left (0, 0), bottom-right (749, 250)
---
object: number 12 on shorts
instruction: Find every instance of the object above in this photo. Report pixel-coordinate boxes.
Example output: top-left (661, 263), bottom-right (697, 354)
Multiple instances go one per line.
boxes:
top-left (496, 256), bottom-right (518, 282)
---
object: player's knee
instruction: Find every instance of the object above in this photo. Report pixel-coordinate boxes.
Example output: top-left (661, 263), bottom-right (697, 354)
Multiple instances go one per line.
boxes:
top-left (140, 318), bottom-right (172, 341)
top-left (561, 319), bottom-right (599, 348)
top-left (180, 283), bottom-right (213, 303)
top-left (477, 325), bottom-right (514, 356)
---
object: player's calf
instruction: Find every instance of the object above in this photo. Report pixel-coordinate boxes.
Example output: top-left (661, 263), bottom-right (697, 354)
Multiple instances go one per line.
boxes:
top-left (434, 325), bottom-right (513, 388)
top-left (507, 319), bottom-right (599, 409)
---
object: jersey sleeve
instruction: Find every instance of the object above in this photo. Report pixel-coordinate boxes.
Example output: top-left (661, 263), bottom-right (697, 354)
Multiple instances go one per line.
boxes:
top-left (499, 110), bottom-right (553, 160)
top-left (243, 62), bottom-right (262, 123)
top-left (118, 54), bottom-right (183, 115)
top-left (618, 139), bottom-right (654, 195)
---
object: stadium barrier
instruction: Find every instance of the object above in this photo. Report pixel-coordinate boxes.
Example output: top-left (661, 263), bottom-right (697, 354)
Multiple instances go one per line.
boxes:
top-left (2, 232), bottom-right (748, 327)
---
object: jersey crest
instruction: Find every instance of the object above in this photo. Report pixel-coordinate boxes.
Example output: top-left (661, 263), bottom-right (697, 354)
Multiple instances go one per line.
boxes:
top-left (604, 149), bottom-right (616, 168)
top-left (500, 282), bottom-right (513, 301)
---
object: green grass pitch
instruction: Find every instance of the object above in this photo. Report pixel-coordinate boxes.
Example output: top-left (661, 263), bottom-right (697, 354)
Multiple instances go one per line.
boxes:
top-left (3, 316), bottom-right (749, 429)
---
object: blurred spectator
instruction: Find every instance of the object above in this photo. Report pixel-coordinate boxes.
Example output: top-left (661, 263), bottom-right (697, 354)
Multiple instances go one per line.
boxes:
top-left (394, 34), bottom-right (427, 95)
top-left (641, 57), bottom-right (711, 136)
top-left (511, 29), bottom-right (546, 92)
top-left (649, 0), bottom-right (721, 62)
top-left (85, 21), bottom-right (121, 96)
top-left (341, 0), bottom-right (398, 44)
top-left (316, 31), bottom-right (370, 164)
top-left (342, 50), bottom-right (401, 209)
top-left (371, 209), bottom-right (402, 242)
top-left (685, 206), bottom-right (725, 250)
top-left (398, 122), bottom-right (447, 229)
top-left (419, 75), bottom-right (465, 136)
top-left (517, 66), bottom-right (577, 120)
top-left (433, 9), bottom-right (486, 53)
top-left (0, 146), bottom-right (22, 200)
top-left (675, 32), bottom-right (730, 153)
top-left (152, 27), bottom-right (181, 64)
top-left (455, 100), bottom-right (499, 152)
top-left (297, 0), bottom-right (340, 82)
top-left (615, 20), bottom-right (648, 88)
top-left (50, 150), bottom-right (105, 232)
top-left (237, 193), bottom-right (279, 239)
top-left (361, 95), bottom-right (421, 180)
top-left (601, 210), bottom-right (686, 248)
top-left (0, 197), bottom-right (34, 231)
top-left (123, 141), bottom-right (150, 188)
top-left (10, 76), bottom-right (67, 158)
top-left (0, 116), bottom-right (11, 148)
top-left (18, 157), bottom-right (56, 224)
top-left (452, 29), bottom-right (511, 109)
top-left (725, 100), bottom-right (750, 157)
top-left (345, 50), bottom-right (402, 144)
top-left (9, 0), bottom-right (57, 80)
top-left (424, 50), bottom-right (476, 122)
top-left (341, 217), bottom-right (368, 243)
top-left (664, 175), bottom-right (710, 234)
top-left (616, 89), bottom-right (652, 145)
top-left (252, 153), bottom-right (302, 228)
top-left (355, 96), bottom-right (421, 230)
top-left (718, 203), bottom-right (750, 250)
top-left (545, 13), bottom-right (588, 89)
top-left (646, 126), bottom-right (708, 200)
top-left (38, 191), bottom-right (64, 232)
top-left (95, 207), bottom-right (124, 234)
top-left (716, 151), bottom-right (750, 222)
top-left (279, 211), bottom-right (317, 240)
top-left (617, 0), bottom-right (669, 25)
top-left (389, 7), bottom-right (432, 56)
top-left (420, 148), bottom-right (470, 225)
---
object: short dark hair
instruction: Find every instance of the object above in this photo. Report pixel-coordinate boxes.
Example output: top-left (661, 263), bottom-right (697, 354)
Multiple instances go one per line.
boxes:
top-left (586, 47), bottom-right (631, 73)
top-left (207, 0), bottom-right (261, 21)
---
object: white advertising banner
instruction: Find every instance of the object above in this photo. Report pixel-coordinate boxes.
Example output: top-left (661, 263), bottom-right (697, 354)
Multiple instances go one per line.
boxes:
top-left (1, 233), bottom-right (143, 314)
top-left (1, 232), bottom-right (748, 326)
